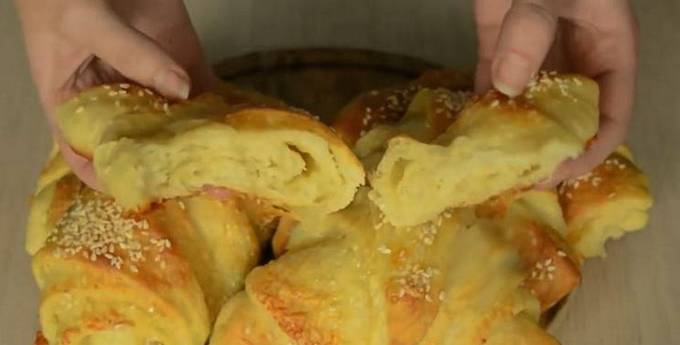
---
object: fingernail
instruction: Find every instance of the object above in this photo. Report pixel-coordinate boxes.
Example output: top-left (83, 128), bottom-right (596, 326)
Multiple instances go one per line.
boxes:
top-left (492, 53), bottom-right (532, 97)
top-left (153, 68), bottom-right (190, 99)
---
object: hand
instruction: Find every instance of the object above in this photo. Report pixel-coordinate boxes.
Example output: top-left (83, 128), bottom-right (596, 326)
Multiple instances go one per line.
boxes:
top-left (15, 0), bottom-right (219, 189)
top-left (474, 0), bottom-right (638, 185)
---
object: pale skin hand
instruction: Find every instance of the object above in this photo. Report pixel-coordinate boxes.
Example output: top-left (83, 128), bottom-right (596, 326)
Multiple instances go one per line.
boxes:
top-left (474, 0), bottom-right (638, 185)
top-left (15, 0), bottom-right (219, 189)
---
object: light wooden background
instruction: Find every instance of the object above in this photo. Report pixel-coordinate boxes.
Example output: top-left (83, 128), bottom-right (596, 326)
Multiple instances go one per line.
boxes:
top-left (1, 1), bottom-right (678, 344)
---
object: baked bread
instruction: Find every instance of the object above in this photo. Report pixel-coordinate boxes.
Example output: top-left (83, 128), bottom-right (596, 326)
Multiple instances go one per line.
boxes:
top-left (484, 191), bottom-right (581, 311)
top-left (333, 68), bottom-right (472, 146)
top-left (368, 73), bottom-right (599, 226)
top-left (28, 70), bottom-right (653, 345)
top-left (55, 84), bottom-right (365, 215)
top-left (210, 189), bottom-right (560, 345)
top-left (28, 152), bottom-right (266, 345)
top-left (557, 147), bottom-right (653, 258)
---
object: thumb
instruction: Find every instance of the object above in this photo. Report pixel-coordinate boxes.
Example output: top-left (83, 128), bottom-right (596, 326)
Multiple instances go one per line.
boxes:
top-left (491, 0), bottom-right (558, 97)
top-left (64, 3), bottom-right (190, 99)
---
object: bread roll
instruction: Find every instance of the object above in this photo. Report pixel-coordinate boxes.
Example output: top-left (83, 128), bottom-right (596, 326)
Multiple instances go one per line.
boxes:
top-left (557, 147), bottom-right (653, 258)
top-left (210, 189), bottom-right (557, 345)
top-left (55, 83), bottom-right (365, 215)
top-left (369, 73), bottom-right (599, 226)
top-left (32, 182), bottom-right (211, 345)
top-left (27, 152), bottom-right (266, 345)
top-left (485, 191), bottom-right (581, 311)
top-left (333, 68), bottom-right (472, 146)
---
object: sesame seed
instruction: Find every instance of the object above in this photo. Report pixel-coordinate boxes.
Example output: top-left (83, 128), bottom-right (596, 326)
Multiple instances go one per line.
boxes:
top-left (46, 192), bottom-right (169, 271)
top-left (103, 85), bottom-right (111, 90)
top-left (557, 250), bottom-right (567, 257)
top-left (377, 245), bottom-right (392, 255)
top-left (108, 91), bottom-right (117, 97)
top-left (120, 83), bottom-right (130, 89)
top-left (393, 263), bottom-right (439, 301)
top-left (490, 100), bottom-right (500, 108)
top-left (75, 106), bottom-right (85, 114)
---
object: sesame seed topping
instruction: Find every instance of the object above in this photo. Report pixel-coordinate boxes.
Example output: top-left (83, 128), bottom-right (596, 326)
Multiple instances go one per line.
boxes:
top-left (392, 263), bottom-right (440, 302)
top-left (377, 245), bottom-right (392, 255)
top-left (119, 83), bottom-right (130, 89)
top-left (530, 257), bottom-right (557, 281)
top-left (418, 221), bottom-right (438, 246)
top-left (75, 106), bottom-right (85, 114)
top-left (47, 192), bottom-right (169, 272)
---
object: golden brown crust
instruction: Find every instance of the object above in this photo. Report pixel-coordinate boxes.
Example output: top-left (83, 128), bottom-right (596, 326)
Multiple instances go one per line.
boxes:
top-left (559, 151), bottom-right (643, 223)
top-left (514, 221), bottom-right (581, 310)
top-left (34, 71), bottom-right (652, 345)
top-left (476, 192), bottom-right (580, 311)
top-left (557, 149), bottom-right (653, 258)
top-left (332, 68), bottom-right (472, 146)
top-left (34, 331), bottom-right (48, 345)
top-left (28, 154), bottom-right (275, 344)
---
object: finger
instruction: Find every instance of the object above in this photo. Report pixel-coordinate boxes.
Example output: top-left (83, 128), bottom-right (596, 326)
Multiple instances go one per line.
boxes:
top-left (54, 130), bottom-right (101, 190)
top-left (491, 0), bottom-right (559, 96)
top-left (474, 0), bottom-right (512, 93)
top-left (539, 71), bottom-right (634, 188)
top-left (62, 2), bottom-right (190, 99)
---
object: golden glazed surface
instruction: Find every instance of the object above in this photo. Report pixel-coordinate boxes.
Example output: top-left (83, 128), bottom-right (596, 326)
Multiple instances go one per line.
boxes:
top-left (28, 71), bottom-right (652, 345)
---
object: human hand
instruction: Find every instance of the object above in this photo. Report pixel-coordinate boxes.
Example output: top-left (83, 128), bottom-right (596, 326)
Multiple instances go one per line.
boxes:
top-left (15, 0), bottom-right (219, 189)
top-left (474, 0), bottom-right (638, 185)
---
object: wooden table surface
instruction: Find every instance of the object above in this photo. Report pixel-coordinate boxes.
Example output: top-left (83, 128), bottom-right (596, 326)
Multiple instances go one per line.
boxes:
top-left (1, 1), bottom-right (678, 344)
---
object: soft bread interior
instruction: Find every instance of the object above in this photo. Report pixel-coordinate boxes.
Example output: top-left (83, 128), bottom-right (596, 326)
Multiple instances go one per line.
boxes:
top-left (56, 85), bottom-right (365, 215)
top-left (368, 74), bottom-right (599, 226)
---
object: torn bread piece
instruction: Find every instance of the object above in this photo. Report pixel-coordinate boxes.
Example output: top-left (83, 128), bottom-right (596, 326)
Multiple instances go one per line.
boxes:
top-left (369, 73), bottom-right (599, 226)
top-left (56, 85), bottom-right (365, 216)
